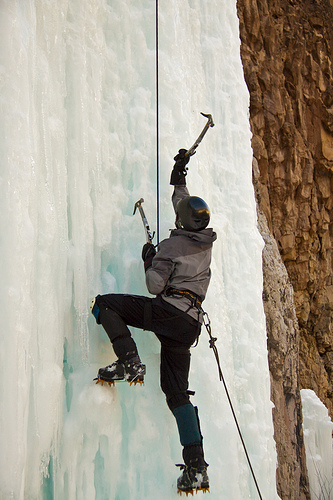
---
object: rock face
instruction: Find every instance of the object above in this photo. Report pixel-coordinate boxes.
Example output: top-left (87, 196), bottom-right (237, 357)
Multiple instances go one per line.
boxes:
top-left (254, 160), bottom-right (310, 499)
top-left (237, 0), bottom-right (333, 497)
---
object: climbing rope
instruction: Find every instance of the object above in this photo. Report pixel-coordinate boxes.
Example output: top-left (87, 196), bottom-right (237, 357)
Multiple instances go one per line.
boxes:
top-left (155, 0), bottom-right (160, 244)
top-left (203, 312), bottom-right (263, 500)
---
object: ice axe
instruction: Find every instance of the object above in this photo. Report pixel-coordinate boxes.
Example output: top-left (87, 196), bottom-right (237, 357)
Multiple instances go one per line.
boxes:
top-left (133, 198), bottom-right (155, 244)
top-left (185, 112), bottom-right (215, 157)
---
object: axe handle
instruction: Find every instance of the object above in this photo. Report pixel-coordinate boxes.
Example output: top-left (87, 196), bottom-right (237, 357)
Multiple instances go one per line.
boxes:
top-left (186, 112), bottom-right (215, 157)
top-left (138, 206), bottom-right (154, 244)
top-left (133, 199), bottom-right (154, 244)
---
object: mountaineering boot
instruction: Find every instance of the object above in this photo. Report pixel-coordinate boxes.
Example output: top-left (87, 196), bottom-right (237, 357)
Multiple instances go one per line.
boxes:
top-left (97, 359), bottom-right (125, 383)
top-left (177, 457), bottom-right (209, 495)
top-left (96, 355), bottom-right (146, 386)
top-left (123, 355), bottom-right (146, 384)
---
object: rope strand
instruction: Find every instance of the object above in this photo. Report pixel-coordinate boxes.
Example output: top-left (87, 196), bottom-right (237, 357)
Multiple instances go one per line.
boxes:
top-left (155, 0), bottom-right (160, 245)
top-left (203, 312), bottom-right (263, 500)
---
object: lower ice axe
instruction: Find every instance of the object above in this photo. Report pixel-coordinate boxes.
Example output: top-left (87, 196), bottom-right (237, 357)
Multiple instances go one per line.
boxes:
top-left (185, 112), bottom-right (215, 158)
top-left (133, 198), bottom-right (155, 244)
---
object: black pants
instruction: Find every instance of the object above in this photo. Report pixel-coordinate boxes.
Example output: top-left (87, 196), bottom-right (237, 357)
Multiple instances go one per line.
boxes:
top-left (95, 294), bottom-right (200, 410)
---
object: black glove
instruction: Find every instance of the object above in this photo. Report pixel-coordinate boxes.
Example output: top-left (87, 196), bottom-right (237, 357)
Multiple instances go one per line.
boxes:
top-left (142, 242), bottom-right (156, 271)
top-left (170, 149), bottom-right (191, 186)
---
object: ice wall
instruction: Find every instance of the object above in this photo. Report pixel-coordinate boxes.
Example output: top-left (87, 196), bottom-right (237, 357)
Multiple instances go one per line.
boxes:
top-left (0, 1), bottom-right (280, 499)
top-left (301, 390), bottom-right (333, 500)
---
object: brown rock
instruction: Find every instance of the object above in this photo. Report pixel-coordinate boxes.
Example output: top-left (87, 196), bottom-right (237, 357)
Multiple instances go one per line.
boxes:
top-left (321, 125), bottom-right (333, 161)
top-left (254, 160), bottom-right (310, 499)
top-left (237, 0), bottom-right (333, 497)
top-left (237, 0), bottom-right (333, 410)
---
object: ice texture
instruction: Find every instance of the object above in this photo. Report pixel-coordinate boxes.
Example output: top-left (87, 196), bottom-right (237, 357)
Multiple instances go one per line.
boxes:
top-left (301, 389), bottom-right (333, 500)
top-left (0, 1), bottom-right (280, 499)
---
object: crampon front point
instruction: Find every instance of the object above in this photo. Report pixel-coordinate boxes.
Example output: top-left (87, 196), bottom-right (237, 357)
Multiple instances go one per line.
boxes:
top-left (177, 487), bottom-right (210, 496)
top-left (95, 357), bottom-right (146, 387)
top-left (94, 377), bottom-right (144, 387)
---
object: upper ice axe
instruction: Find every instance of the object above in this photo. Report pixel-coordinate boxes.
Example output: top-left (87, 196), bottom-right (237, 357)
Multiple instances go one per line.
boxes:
top-left (133, 198), bottom-right (155, 244)
top-left (185, 112), bottom-right (215, 157)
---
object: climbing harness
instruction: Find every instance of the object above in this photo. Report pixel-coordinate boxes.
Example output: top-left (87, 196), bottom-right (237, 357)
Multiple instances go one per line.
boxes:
top-left (163, 287), bottom-right (203, 343)
top-left (165, 287), bottom-right (203, 310)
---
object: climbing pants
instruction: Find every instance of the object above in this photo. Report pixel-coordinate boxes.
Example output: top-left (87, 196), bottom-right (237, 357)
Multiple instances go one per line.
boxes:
top-left (94, 293), bottom-right (206, 461)
top-left (95, 293), bottom-right (200, 409)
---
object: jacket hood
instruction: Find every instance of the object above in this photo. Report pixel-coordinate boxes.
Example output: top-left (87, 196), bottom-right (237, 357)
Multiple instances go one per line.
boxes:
top-left (170, 227), bottom-right (217, 244)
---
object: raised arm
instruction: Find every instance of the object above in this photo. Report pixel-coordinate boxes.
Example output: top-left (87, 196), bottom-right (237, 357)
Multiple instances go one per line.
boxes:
top-left (170, 149), bottom-right (191, 213)
top-left (141, 148), bottom-right (192, 278)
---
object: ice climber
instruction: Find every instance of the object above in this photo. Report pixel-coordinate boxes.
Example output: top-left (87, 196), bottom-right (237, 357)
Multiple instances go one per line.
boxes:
top-left (90, 149), bottom-right (217, 494)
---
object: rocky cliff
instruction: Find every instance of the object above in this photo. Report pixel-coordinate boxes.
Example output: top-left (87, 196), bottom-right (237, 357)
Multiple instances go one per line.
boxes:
top-left (254, 162), bottom-right (310, 498)
top-left (237, 0), bottom-right (333, 497)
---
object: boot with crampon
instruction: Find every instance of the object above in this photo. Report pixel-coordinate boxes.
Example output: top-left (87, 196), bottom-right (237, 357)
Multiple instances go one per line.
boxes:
top-left (177, 444), bottom-right (209, 495)
top-left (96, 354), bottom-right (146, 386)
top-left (177, 457), bottom-right (209, 494)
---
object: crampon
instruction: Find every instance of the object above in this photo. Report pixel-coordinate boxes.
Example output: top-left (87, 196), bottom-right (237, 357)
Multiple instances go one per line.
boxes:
top-left (94, 376), bottom-right (144, 387)
top-left (177, 486), bottom-right (210, 496)
top-left (177, 463), bottom-right (209, 496)
top-left (94, 357), bottom-right (146, 387)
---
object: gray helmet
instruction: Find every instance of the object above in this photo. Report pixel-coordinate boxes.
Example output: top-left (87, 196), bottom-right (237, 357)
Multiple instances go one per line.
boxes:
top-left (176, 196), bottom-right (210, 231)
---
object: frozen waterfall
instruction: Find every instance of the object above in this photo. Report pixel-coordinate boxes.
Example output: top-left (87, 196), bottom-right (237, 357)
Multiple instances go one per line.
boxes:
top-left (0, 1), bottom-right (280, 499)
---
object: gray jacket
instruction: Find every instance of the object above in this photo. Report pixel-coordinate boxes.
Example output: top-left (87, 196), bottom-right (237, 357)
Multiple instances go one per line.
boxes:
top-left (145, 185), bottom-right (217, 321)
